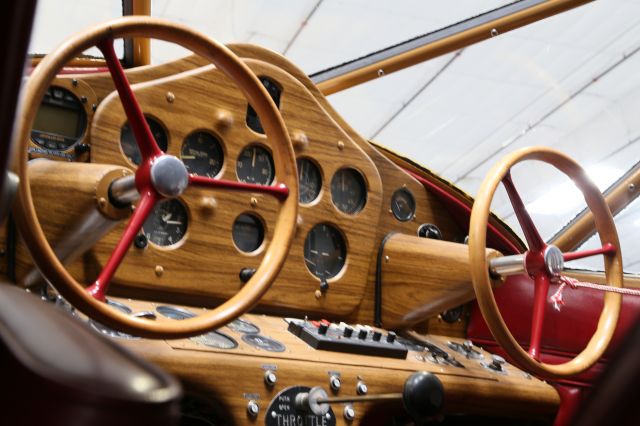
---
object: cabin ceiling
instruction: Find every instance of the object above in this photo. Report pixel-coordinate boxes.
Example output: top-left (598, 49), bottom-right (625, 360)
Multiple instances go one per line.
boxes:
top-left (29, 0), bottom-right (640, 272)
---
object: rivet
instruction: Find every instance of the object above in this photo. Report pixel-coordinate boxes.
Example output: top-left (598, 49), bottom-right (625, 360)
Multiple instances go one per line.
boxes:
top-left (92, 104), bottom-right (97, 111)
top-left (155, 265), bottom-right (164, 277)
top-left (98, 197), bottom-right (107, 208)
top-left (384, 255), bottom-right (390, 263)
top-left (628, 183), bottom-right (636, 192)
top-left (337, 140), bottom-right (345, 150)
top-left (80, 96), bottom-right (87, 104)
top-left (314, 289), bottom-right (322, 299)
top-left (215, 110), bottom-right (233, 128)
top-left (292, 130), bottom-right (309, 150)
top-left (166, 92), bottom-right (175, 103)
top-left (201, 196), bottom-right (217, 210)
top-left (490, 28), bottom-right (499, 37)
top-left (71, 79), bottom-right (78, 86)
top-left (250, 197), bottom-right (258, 207)
top-left (377, 69), bottom-right (385, 77)
top-left (296, 215), bottom-right (304, 227)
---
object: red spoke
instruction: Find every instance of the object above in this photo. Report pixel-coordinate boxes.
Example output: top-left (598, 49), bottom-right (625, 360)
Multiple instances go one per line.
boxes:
top-left (528, 272), bottom-right (550, 360)
top-left (189, 175), bottom-right (289, 201)
top-left (502, 171), bottom-right (545, 251)
top-left (86, 192), bottom-right (158, 301)
top-left (97, 39), bottom-right (161, 163)
top-left (563, 243), bottom-right (616, 262)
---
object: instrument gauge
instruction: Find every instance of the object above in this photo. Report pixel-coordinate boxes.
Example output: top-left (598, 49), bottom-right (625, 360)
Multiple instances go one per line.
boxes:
top-left (330, 168), bottom-right (367, 214)
top-left (120, 116), bottom-right (168, 165)
top-left (232, 213), bottom-right (265, 253)
top-left (180, 131), bottom-right (224, 177)
top-left (227, 318), bottom-right (260, 334)
top-left (31, 86), bottom-right (87, 150)
top-left (391, 188), bottom-right (416, 221)
top-left (156, 306), bottom-right (238, 350)
top-left (297, 158), bottom-right (322, 204)
top-left (236, 145), bottom-right (274, 185)
top-left (89, 299), bottom-right (138, 340)
top-left (242, 334), bottom-right (286, 352)
top-left (304, 223), bottom-right (347, 280)
top-left (142, 199), bottom-right (188, 247)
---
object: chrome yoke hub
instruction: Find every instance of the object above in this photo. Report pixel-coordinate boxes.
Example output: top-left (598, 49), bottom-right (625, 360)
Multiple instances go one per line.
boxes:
top-left (543, 245), bottom-right (564, 276)
top-left (150, 155), bottom-right (189, 198)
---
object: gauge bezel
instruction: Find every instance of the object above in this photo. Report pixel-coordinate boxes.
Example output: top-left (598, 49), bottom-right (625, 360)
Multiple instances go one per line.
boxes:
top-left (231, 211), bottom-right (267, 255)
top-left (119, 113), bottom-right (170, 167)
top-left (296, 157), bottom-right (324, 206)
top-left (142, 197), bottom-right (191, 249)
top-left (235, 143), bottom-right (276, 186)
top-left (390, 187), bottom-right (417, 222)
top-left (180, 128), bottom-right (226, 178)
top-left (303, 222), bottom-right (349, 281)
top-left (29, 79), bottom-right (95, 157)
top-left (330, 167), bottom-right (368, 215)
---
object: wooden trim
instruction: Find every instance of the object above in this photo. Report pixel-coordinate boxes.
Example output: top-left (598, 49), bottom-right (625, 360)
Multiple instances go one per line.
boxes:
top-left (316, 0), bottom-right (593, 95)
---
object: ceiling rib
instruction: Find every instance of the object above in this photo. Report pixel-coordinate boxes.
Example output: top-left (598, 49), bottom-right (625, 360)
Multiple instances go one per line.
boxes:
top-left (282, 0), bottom-right (324, 56)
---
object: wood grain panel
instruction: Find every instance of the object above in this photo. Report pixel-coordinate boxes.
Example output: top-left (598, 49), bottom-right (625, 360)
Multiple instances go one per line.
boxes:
top-left (380, 234), bottom-right (502, 329)
top-left (110, 298), bottom-right (559, 425)
top-left (58, 58), bottom-right (383, 317)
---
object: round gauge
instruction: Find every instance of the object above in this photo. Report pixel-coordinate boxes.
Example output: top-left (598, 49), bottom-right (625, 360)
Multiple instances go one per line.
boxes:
top-left (180, 131), bottom-right (224, 177)
top-left (330, 168), bottom-right (367, 214)
top-left (31, 86), bottom-right (87, 150)
top-left (391, 188), bottom-right (416, 221)
top-left (242, 334), bottom-right (286, 352)
top-left (89, 299), bottom-right (138, 340)
top-left (297, 158), bottom-right (322, 204)
top-left (232, 213), bottom-right (265, 253)
top-left (120, 116), bottom-right (168, 165)
top-left (236, 145), bottom-right (274, 185)
top-left (304, 223), bottom-right (347, 280)
top-left (156, 305), bottom-right (196, 320)
top-left (142, 199), bottom-right (188, 247)
top-left (191, 331), bottom-right (238, 350)
top-left (227, 318), bottom-right (260, 334)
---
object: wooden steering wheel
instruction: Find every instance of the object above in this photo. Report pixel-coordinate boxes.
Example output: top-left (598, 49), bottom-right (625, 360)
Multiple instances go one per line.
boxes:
top-left (469, 147), bottom-right (622, 378)
top-left (11, 17), bottom-right (298, 338)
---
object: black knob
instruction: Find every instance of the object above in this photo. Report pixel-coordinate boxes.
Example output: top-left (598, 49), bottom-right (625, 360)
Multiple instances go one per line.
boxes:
top-left (239, 268), bottom-right (256, 283)
top-left (372, 331), bottom-right (382, 342)
top-left (358, 329), bottom-right (368, 340)
top-left (74, 143), bottom-right (90, 155)
top-left (402, 372), bottom-right (444, 422)
top-left (417, 223), bottom-right (442, 240)
top-left (318, 323), bottom-right (329, 335)
top-left (319, 278), bottom-right (329, 292)
top-left (343, 327), bottom-right (354, 338)
top-left (386, 331), bottom-right (397, 343)
top-left (134, 234), bottom-right (148, 249)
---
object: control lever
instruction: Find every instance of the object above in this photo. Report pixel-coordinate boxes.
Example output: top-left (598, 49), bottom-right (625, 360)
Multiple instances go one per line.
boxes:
top-left (296, 372), bottom-right (444, 422)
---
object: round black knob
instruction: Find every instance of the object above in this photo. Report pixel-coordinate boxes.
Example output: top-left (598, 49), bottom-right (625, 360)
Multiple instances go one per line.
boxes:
top-left (402, 372), bottom-right (444, 422)
top-left (239, 268), bottom-right (256, 283)
top-left (134, 234), bottom-right (148, 249)
top-left (417, 223), bottom-right (442, 240)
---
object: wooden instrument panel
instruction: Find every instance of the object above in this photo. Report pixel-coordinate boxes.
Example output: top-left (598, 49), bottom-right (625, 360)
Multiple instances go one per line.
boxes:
top-left (110, 297), bottom-right (559, 425)
top-left (16, 49), bottom-right (462, 323)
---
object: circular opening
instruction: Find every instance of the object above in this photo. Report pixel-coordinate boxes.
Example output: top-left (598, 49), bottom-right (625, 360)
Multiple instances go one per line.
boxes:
top-left (236, 144), bottom-right (275, 185)
top-left (330, 168), bottom-right (367, 214)
top-left (297, 157), bottom-right (323, 205)
top-left (391, 187), bottom-right (416, 221)
top-left (142, 198), bottom-right (189, 248)
top-left (303, 223), bottom-right (347, 280)
top-left (232, 213), bottom-right (265, 253)
top-left (180, 130), bottom-right (224, 178)
top-left (120, 115), bottom-right (169, 166)
top-left (31, 85), bottom-right (87, 150)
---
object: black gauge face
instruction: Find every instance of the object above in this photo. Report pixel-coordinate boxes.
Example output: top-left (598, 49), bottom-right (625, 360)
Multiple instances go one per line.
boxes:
top-left (246, 77), bottom-right (281, 134)
top-left (120, 116), bottom-right (168, 165)
top-left (304, 223), bottom-right (347, 280)
top-left (391, 188), bottom-right (416, 221)
top-left (297, 158), bottom-right (322, 204)
top-left (156, 305), bottom-right (196, 320)
top-left (191, 331), bottom-right (238, 350)
top-left (236, 145), bottom-right (274, 185)
top-left (242, 334), bottom-right (286, 352)
top-left (232, 213), bottom-right (265, 253)
top-left (89, 300), bottom-right (138, 340)
top-left (227, 318), bottom-right (260, 334)
top-left (142, 199), bottom-right (188, 247)
top-left (31, 86), bottom-right (87, 150)
top-left (181, 131), bottom-right (224, 177)
top-left (330, 168), bottom-right (367, 214)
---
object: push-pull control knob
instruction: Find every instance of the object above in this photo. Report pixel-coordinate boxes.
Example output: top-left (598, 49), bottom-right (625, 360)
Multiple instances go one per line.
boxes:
top-left (490, 354), bottom-right (506, 371)
top-left (402, 372), bottom-right (444, 422)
